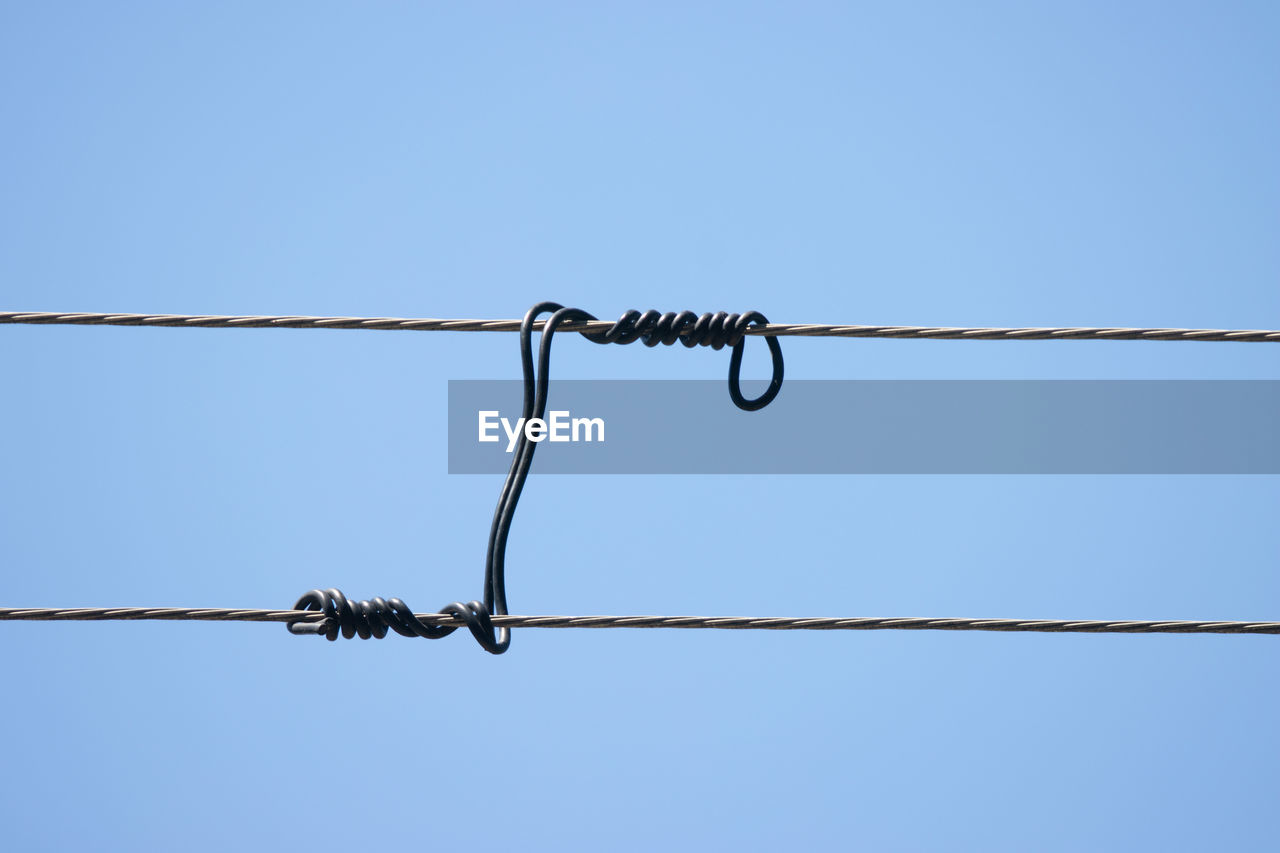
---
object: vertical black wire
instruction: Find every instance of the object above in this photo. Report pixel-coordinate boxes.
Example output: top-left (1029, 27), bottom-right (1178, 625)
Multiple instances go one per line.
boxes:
top-left (480, 302), bottom-right (593, 653)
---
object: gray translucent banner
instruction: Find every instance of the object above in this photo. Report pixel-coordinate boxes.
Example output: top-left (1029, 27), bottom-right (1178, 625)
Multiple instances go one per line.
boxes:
top-left (447, 380), bottom-right (1280, 474)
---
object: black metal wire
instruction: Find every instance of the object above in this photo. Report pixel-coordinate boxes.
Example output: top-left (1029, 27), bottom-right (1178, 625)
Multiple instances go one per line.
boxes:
top-left (288, 302), bottom-right (785, 653)
top-left (578, 308), bottom-right (784, 410)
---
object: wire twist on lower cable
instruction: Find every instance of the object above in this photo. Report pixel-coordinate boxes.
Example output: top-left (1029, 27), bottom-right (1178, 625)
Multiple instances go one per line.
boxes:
top-left (286, 588), bottom-right (505, 652)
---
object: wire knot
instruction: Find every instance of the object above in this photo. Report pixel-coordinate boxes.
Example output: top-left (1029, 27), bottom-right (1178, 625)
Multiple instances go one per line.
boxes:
top-left (580, 309), bottom-right (784, 411)
top-left (286, 589), bottom-right (506, 653)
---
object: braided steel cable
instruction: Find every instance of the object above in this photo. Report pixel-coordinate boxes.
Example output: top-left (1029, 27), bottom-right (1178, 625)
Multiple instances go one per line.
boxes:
top-left (8, 303), bottom-right (1276, 653)
top-left (2, 606), bottom-right (1278, 635)
top-left (3, 310), bottom-right (1279, 342)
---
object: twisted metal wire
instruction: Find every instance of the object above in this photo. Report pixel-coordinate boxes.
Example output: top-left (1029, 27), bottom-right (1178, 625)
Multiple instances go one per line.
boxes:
top-left (3, 310), bottom-right (1279, 342)
top-left (7, 305), bottom-right (1275, 650)
top-left (2, 606), bottom-right (1277, 634)
top-left (280, 304), bottom-right (784, 653)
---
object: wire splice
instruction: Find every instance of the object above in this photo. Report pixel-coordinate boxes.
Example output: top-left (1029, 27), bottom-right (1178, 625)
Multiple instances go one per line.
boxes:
top-left (288, 302), bottom-right (784, 653)
top-left (578, 309), bottom-right (784, 410)
top-left (286, 588), bottom-right (499, 648)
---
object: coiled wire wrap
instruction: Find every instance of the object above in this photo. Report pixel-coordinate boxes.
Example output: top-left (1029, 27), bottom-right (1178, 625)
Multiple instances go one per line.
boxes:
top-left (580, 309), bottom-right (784, 410)
top-left (286, 589), bottom-right (498, 645)
top-left (288, 302), bottom-right (784, 652)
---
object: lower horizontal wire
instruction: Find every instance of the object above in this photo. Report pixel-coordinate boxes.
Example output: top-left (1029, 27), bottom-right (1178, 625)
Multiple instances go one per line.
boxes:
top-left (1, 607), bottom-right (1277, 634)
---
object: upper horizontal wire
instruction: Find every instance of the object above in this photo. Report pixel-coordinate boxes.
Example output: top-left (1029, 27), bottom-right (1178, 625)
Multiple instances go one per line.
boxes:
top-left (1, 607), bottom-right (1277, 634)
top-left (3, 311), bottom-right (1279, 342)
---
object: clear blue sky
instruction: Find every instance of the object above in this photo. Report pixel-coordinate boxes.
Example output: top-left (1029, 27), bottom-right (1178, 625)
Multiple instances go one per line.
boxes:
top-left (2, 2), bottom-right (1277, 849)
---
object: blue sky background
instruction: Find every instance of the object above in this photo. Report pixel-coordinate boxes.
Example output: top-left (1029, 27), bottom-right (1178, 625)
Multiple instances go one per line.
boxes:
top-left (2, 2), bottom-right (1278, 849)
